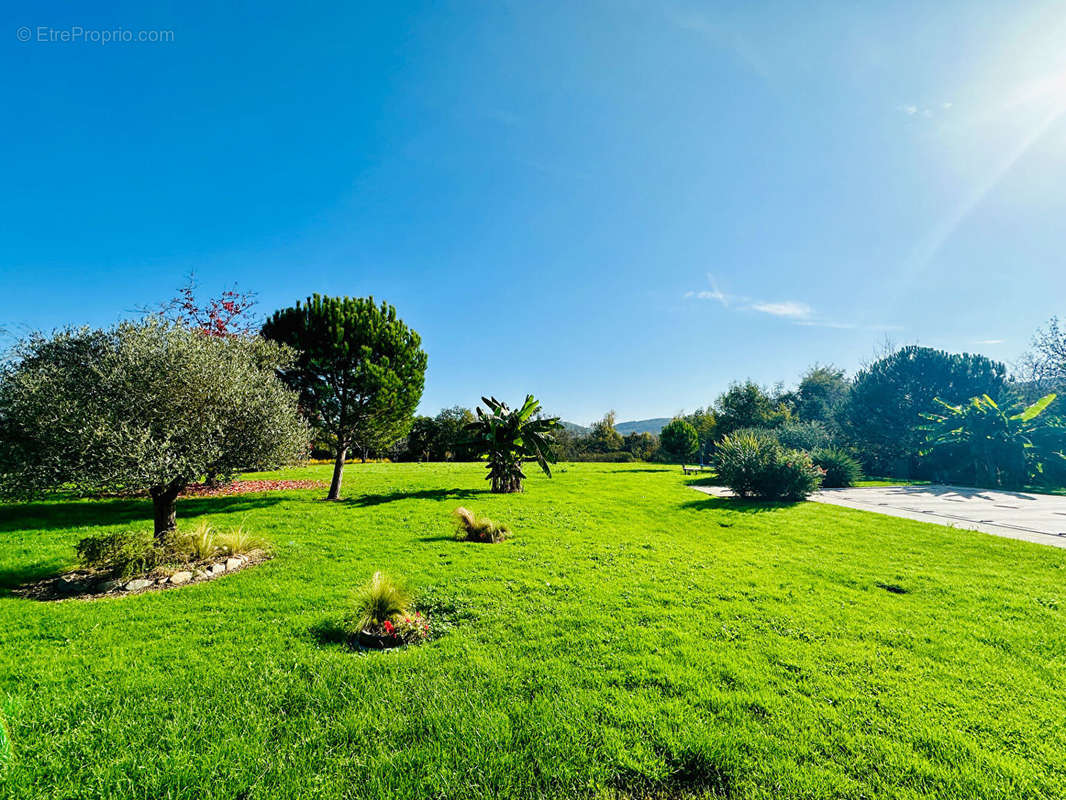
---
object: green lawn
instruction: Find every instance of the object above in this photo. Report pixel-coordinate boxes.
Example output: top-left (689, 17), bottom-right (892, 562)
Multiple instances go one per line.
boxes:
top-left (2, 463), bottom-right (1065, 799)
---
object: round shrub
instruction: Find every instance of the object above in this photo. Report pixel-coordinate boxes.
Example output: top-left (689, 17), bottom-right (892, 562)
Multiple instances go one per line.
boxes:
top-left (715, 431), bottom-right (822, 500)
top-left (660, 419), bottom-right (699, 463)
top-left (811, 447), bottom-right (862, 488)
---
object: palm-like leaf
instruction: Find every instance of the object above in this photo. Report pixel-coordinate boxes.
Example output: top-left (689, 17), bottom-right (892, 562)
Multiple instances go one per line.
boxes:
top-left (923, 392), bottom-right (1062, 488)
top-left (463, 394), bottom-right (561, 493)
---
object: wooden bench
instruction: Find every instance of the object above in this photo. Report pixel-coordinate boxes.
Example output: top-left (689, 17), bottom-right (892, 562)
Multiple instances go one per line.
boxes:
top-left (681, 465), bottom-right (702, 475)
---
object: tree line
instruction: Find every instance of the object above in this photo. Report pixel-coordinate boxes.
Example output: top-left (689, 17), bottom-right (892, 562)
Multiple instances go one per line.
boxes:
top-left (384, 325), bottom-right (1066, 491)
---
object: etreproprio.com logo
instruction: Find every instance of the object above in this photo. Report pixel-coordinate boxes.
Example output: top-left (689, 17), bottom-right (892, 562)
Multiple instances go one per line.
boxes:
top-left (16, 25), bottom-right (174, 44)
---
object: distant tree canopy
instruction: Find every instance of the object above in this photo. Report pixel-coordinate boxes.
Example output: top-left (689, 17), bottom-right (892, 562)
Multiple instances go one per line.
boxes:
top-left (1020, 316), bottom-right (1066, 397)
top-left (262, 295), bottom-right (427, 500)
top-left (399, 406), bottom-right (477, 462)
top-left (0, 321), bottom-right (309, 538)
top-left (586, 411), bottom-right (624, 453)
top-left (714, 381), bottom-right (790, 438)
top-left (659, 419), bottom-right (699, 463)
top-left (623, 431), bottom-right (658, 461)
top-left (792, 364), bottom-right (850, 434)
top-left (678, 408), bottom-right (717, 456)
top-left (844, 346), bottom-right (1009, 477)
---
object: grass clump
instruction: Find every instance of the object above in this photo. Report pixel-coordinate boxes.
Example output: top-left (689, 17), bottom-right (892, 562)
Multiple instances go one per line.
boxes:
top-left (347, 571), bottom-right (430, 645)
top-left (453, 506), bottom-right (510, 542)
top-left (182, 521), bottom-right (218, 561)
top-left (350, 571), bottom-right (413, 630)
top-left (215, 524), bottom-right (271, 557)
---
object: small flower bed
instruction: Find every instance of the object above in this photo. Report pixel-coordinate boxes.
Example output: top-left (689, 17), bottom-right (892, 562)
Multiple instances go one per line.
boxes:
top-left (347, 572), bottom-right (436, 650)
top-left (358, 612), bottom-right (432, 649)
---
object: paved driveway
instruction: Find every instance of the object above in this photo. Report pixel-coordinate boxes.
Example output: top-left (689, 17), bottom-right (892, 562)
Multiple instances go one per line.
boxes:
top-left (692, 484), bottom-right (1066, 549)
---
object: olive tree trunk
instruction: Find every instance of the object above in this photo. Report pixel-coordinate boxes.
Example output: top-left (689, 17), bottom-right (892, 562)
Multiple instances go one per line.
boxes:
top-left (149, 481), bottom-right (184, 541)
top-left (328, 446), bottom-right (347, 500)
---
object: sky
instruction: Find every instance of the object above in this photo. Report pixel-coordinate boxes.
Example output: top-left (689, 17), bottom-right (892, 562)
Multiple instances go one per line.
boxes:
top-left (3, 1), bottom-right (1065, 425)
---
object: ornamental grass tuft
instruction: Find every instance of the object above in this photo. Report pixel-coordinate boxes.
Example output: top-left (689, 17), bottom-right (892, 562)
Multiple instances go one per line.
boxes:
top-left (453, 506), bottom-right (510, 543)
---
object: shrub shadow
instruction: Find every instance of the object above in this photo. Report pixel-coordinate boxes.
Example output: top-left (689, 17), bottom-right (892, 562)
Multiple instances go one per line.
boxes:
top-left (680, 495), bottom-right (800, 513)
top-left (343, 488), bottom-right (487, 508)
top-left (309, 619), bottom-right (353, 648)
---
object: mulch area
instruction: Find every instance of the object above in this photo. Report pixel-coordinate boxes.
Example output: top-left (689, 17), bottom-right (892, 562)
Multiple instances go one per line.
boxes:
top-left (179, 480), bottom-right (326, 497)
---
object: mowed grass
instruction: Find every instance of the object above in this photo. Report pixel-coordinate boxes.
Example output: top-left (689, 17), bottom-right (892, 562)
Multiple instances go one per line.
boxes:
top-left (2, 463), bottom-right (1066, 799)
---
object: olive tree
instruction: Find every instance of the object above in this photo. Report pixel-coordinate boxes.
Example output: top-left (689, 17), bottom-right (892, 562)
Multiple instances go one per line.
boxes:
top-left (0, 320), bottom-right (309, 538)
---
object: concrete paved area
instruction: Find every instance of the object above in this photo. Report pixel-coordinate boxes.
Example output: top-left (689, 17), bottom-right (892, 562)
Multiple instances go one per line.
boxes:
top-left (692, 484), bottom-right (1066, 549)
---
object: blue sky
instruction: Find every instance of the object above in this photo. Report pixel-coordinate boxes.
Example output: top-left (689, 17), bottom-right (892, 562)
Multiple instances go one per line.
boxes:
top-left (3, 1), bottom-right (1065, 424)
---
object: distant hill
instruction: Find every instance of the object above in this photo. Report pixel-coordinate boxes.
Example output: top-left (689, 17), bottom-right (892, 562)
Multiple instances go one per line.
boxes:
top-left (614, 418), bottom-right (670, 435)
top-left (559, 418), bottom-right (670, 436)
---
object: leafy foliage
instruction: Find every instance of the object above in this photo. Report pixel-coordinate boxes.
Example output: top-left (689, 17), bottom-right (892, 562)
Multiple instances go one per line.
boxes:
top-left (844, 346), bottom-right (1008, 477)
top-left (811, 447), bottom-right (862, 488)
top-left (262, 295), bottom-right (427, 499)
top-left (791, 364), bottom-right (850, 435)
top-left (465, 395), bottom-right (560, 493)
top-left (659, 419), bottom-right (699, 463)
top-left (714, 381), bottom-right (790, 438)
top-left (921, 393), bottom-right (1066, 489)
top-left (586, 411), bottom-right (624, 453)
top-left (397, 406), bottom-right (478, 462)
top-left (0, 320), bottom-right (309, 537)
top-left (775, 420), bottom-right (833, 452)
top-left (76, 530), bottom-right (163, 578)
top-left (715, 431), bottom-right (823, 500)
top-left (622, 431), bottom-right (658, 461)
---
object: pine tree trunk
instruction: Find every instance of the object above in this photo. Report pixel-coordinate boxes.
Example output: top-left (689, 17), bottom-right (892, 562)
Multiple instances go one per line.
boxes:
top-left (149, 482), bottom-right (183, 541)
top-left (328, 446), bottom-right (347, 500)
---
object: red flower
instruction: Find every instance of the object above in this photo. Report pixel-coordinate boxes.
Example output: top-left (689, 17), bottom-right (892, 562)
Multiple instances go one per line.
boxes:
top-left (383, 620), bottom-right (394, 634)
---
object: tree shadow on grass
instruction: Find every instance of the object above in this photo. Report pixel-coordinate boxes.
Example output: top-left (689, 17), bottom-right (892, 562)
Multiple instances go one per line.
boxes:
top-left (685, 475), bottom-right (721, 487)
top-left (0, 495), bottom-right (286, 535)
top-left (0, 559), bottom-right (71, 594)
top-left (342, 488), bottom-right (488, 508)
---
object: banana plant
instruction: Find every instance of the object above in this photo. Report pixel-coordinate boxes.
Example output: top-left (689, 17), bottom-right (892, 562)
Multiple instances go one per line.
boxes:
top-left (920, 393), bottom-right (1066, 489)
top-left (464, 395), bottom-right (560, 493)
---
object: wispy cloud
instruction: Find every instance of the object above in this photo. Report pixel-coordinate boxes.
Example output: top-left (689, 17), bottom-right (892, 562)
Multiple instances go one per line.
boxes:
top-left (684, 273), bottom-right (740, 306)
top-left (897, 101), bottom-right (953, 118)
top-left (684, 274), bottom-right (898, 331)
top-left (974, 338), bottom-right (1004, 345)
top-left (750, 300), bottom-right (812, 319)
